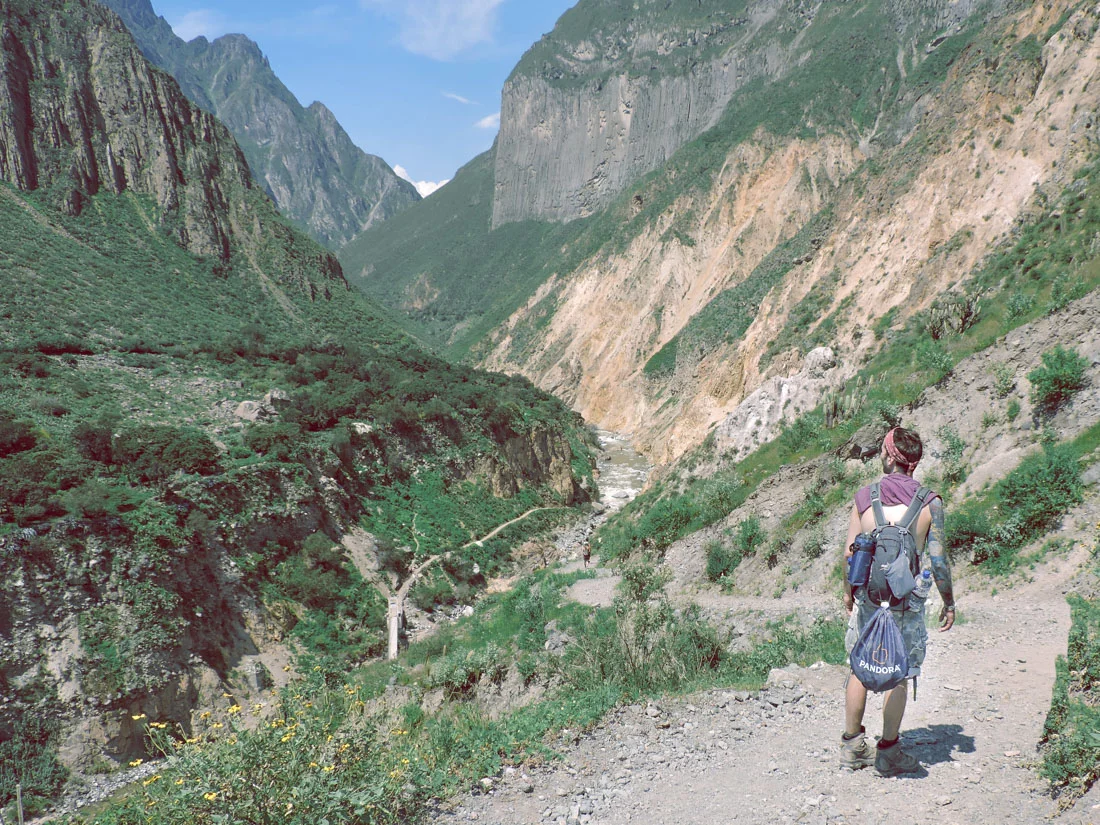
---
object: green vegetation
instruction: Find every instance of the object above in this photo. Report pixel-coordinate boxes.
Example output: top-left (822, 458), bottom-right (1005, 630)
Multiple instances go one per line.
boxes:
top-left (1028, 346), bottom-right (1089, 416)
top-left (1041, 595), bottom-right (1100, 806)
top-left (62, 564), bottom-right (845, 825)
top-left (0, 715), bottom-right (68, 816)
top-left (946, 422), bottom-right (1095, 574)
top-left (0, 172), bottom-right (595, 809)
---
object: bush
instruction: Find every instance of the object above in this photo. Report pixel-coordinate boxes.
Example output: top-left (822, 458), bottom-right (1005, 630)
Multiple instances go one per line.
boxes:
top-left (779, 414), bottom-right (822, 455)
top-left (0, 716), bottom-right (69, 815)
top-left (990, 363), bottom-right (1015, 398)
top-left (0, 410), bottom-right (36, 457)
top-left (243, 422), bottom-right (302, 462)
top-left (999, 445), bottom-right (1083, 538)
top-left (1041, 596), bottom-right (1100, 805)
top-left (637, 497), bottom-right (697, 552)
top-left (734, 516), bottom-right (767, 557)
top-left (1029, 346), bottom-right (1089, 415)
top-left (705, 539), bottom-right (741, 583)
top-left (115, 425), bottom-right (221, 481)
top-left (938, 425), bottom-right (967, 486)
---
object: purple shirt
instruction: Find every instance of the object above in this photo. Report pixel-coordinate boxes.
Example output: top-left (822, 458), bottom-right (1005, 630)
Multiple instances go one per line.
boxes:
top-left (855, 473), bottom-right (940, 516)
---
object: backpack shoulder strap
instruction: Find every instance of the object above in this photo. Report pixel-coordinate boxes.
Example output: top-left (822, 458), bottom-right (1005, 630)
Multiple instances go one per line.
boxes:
top-left (869, 482), bottom-right (886, 528)
top-left (898, 486), bottom-right (931, 532)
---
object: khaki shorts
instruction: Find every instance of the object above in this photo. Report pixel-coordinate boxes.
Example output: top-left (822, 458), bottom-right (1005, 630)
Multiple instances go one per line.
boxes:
top-left (845, 590), bottom-right (928, 679)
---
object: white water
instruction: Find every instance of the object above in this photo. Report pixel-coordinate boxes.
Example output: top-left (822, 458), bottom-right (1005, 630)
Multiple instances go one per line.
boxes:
top-left (592, 429), bottom-right (651, 511)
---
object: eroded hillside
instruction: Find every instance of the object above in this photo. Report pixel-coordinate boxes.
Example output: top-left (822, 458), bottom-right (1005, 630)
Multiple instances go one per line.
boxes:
top-left (481, 0), bottom-right (1100, 463)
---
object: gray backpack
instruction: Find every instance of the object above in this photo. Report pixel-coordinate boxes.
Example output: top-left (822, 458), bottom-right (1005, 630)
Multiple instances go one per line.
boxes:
top-left (866, 483), bottom-right (930, 608)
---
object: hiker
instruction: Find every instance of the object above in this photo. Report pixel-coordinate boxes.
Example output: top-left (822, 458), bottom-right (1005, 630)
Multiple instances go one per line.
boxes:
top-left (582, 540), bottom-right (592, 568)
top-left (840, 426), bottom-right (957, 776)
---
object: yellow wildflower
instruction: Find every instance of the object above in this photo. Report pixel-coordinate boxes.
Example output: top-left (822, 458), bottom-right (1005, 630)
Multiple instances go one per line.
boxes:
top-left (309, 762), bottom-right (319, 768)
top-left (131, 713), bottom-right (147, 721)
top-left (282, 665), bottom-right (291, 672)
top-left (143, 775), bottom-right (162, 787)
top-left (149, 722), bottom-right (168, 729)
top-left (175, 779), bottom-right (185, 786)
top-left (203, 792), bottom-right (217, 801)
top-left (146, 800), bottom-right (157, 808)
top-left (212, 722), bottom-right (224, 729)
top-left (322, 765), bottom-right (335, 773)
top-left (129, 759), bottom-right (143, 767)
top-left (312, 665), bottom-right (322, 671)
top-left (200, 711), bottom-right (212, 720)
top-left (280, 732), bottom-right (295, 743)
top-left (227, 704), bottom-right (241, 714)
top-left (222, 692), bottom-right (232, 698)
top-left (251, 703), bottom-right (265, 713)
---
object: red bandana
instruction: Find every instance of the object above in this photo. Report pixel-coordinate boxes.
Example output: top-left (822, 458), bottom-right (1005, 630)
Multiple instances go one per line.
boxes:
top-left (883, 428), bottom-right (916, 470)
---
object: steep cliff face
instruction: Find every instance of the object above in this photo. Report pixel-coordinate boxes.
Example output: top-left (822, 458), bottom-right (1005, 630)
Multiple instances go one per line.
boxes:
top-left (492, 0), bottom-right (1006, 227)
top-left (478, 0), bottom-right (1100, 462)
top-left (99, 0), bottom-right (420, 249)
top-left (0, 0), bottom-right (343, 297)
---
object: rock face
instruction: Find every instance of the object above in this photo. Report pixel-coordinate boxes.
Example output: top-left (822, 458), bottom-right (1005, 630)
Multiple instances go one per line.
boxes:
top-left (0, 0), bottom-right (346, 297)
top-left (492, 0), bottom-right (1003, 226)
top-left (474, 0), bottom-right (1100, 463)
top-left (99, 0), bottom-right (419, 249)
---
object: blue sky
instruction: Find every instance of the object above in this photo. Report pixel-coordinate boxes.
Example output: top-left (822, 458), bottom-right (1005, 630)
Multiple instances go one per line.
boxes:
top-left (151, 0), bottom-right (577, 194)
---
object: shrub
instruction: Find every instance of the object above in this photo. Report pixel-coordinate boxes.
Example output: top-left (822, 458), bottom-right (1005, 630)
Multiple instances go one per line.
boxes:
top-left (999, 445), bottom-right (1083, 539)
top-left (734, 516), bottom-right (767, 557)
top-left (72, 418), bottom-right (115, 463)
top-left (990, 363), bottom-right (1016, 398)
top-left (115, 425), bottom-right (221, 481)
top-left (243, 422), bottom-right (302, 462)
top-left (938, 425), bottom-right (967, 486)
top-left (1041, 596), bottom-right (1100, 805)
top-left (428, 644), bottom-right (508, 697)
top-left (637, 496), bottom-right (697, 552)
top-left (801, 524), bottom-right (829, 560)
top-left (0, 410), bottom-right (36, 457)
top-left (779, 414), bottom-right (822, 456)
top-left (915, 338), bottom-right (953, 379)
top-left (1029, 346), bottom-right (1089, 415)
top-left (1007, 398), bottom-right (1021, 421)
top-left (705, 539), bottom-right (741, 583)
top-left (0, 716), bottom-right (69, 815)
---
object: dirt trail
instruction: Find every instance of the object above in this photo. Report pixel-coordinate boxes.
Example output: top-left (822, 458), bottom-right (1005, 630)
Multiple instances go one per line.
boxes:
top-left (440, 536), bottom-right (1099, 825)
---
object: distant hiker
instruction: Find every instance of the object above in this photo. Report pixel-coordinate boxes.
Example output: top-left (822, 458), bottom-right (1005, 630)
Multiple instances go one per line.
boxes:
top-left (582, 541), bottom-right (592, 568)
top-left (840, 426), bottom-right (957, 776)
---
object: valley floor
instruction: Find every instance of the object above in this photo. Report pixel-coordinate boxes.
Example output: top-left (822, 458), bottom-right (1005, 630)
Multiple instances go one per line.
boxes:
top-left (438, 538), bottom-right (1100, 825)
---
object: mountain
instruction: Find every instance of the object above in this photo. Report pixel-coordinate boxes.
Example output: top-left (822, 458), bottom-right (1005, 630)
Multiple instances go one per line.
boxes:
top-left (0, 0), bottom-right (592, 792)
top-left (97, 0), bottom-right (420, 249)
top-left (346, 0), bottom-right (1100, 463)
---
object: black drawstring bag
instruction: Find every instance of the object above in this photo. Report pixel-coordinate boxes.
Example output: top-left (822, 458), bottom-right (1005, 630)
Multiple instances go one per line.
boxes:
top-left (850, 604), bottom-right (909, 692)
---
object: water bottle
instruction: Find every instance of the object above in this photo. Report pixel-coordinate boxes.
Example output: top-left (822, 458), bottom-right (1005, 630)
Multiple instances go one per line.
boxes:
top-left (913, 569), bottom-right (933, 600)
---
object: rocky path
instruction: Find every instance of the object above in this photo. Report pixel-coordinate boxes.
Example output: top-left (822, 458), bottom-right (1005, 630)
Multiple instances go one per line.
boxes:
top-left (437, 543), bottom-right (1099, 825)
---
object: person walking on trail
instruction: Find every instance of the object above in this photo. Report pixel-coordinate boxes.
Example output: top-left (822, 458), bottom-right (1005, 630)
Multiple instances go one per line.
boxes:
top-left (582, 541), bottom-right (592, 568)
top-left (840, 426), bottom-right (957, 776)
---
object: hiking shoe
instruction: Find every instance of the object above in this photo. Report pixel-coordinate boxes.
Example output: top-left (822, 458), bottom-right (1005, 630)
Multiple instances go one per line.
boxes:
top-left (875, 740), bottom-right (921, 777)
top-left (839, 731), bottom-right (876, 770)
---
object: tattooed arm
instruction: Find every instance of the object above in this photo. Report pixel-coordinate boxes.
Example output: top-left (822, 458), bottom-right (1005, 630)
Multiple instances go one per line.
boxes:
top-left (925, 496), bottom-right (956, 631)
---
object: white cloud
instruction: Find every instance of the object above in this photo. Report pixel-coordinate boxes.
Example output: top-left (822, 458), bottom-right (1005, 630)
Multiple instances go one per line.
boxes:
top-left (475, 112), bottom-right (500, 130)
top-left (443, 91), bottom-right (476, 105)
top-left (394, 165), bottom-right (450, 198)
top-left (170, 9), bottom-right (230, 41)
top-left (362, 0), bottom-right (505, 60)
